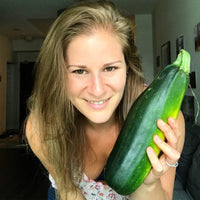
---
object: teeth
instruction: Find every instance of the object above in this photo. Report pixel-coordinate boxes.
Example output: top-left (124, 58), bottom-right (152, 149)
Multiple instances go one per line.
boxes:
top-left (88, 100), bottom-right (106, 105)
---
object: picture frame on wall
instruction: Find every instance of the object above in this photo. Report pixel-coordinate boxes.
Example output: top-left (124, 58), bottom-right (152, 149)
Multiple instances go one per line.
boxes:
top-left (161, 41), bottom-right (171, 68)
top-left (194, 22), bottom-right (200, 51)
top-left (176, 35), bottom-right (184, 56)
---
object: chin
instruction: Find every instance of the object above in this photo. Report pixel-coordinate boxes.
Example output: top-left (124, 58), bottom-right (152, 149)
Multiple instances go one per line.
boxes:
top-left (87, 112), bottom-right (115, 125)
top-left (90, 119), bottom-right (110, 125)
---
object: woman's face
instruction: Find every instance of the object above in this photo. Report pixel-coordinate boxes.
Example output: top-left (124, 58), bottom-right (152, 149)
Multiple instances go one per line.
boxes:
top-left (65, 29), bottom-right (127, 125)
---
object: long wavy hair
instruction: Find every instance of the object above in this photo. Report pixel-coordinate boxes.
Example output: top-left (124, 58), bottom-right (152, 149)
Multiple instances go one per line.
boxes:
top-left (27, 0), bottom-right (144, 198)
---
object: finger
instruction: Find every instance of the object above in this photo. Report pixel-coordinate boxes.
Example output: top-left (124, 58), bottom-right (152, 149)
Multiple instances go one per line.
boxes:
top-left (159, 154), bottom-right (178, 170)
top-left (153, 134), bottom-right (180, 163)
top-left (157, 119), bottom-right (178, 149)
top-left (168, 117), bottom-right (181, 139)
top-left (146, 147), bottom-right (163, 178)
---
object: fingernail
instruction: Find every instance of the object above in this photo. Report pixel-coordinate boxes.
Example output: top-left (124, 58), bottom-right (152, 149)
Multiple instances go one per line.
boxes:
top-left (158, 119), bottom-right (165, 125)
top-left (168, 117), bottom-right (175, 124)
top-left (146, 146), bottom-right (154, 154)
top-left (154, 135), bottom-right (162, 143)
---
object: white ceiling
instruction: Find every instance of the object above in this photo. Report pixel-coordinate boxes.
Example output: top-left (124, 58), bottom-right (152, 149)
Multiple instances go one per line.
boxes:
top-left (0, 0), bottom-right (158, 40)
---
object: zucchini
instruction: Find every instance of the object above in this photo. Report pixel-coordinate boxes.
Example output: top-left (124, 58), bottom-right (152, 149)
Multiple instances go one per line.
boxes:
top-left (104, 49), bottom-right (190, 195)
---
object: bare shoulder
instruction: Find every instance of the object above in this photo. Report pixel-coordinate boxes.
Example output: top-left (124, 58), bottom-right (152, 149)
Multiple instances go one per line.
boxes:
top-left (26, 115), bottom-right (51, 172)
top-left (26, 115), bottom-right (42, 157)
top-left (26, 116), bottom-right (85, 200)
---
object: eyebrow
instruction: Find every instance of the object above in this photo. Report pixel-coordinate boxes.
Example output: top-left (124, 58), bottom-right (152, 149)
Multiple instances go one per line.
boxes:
top-left (67, 61), bottom-right (122, 68)
top-left (103, 61), bottom-right (122, 67)
top-left (67, 64), bottom-right (86, 68)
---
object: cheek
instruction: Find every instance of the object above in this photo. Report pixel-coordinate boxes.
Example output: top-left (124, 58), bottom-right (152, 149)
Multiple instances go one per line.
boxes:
top-left (113, 72), bottom-right (127, 92)
top-left (66, 76), bottom-right (87, 99)
top-left (66, 77), bottom-right (79, 97)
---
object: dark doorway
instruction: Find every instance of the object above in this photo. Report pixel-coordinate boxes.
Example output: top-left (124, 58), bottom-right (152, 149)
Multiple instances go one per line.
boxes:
top-left (20, 62), bottom-right (35, 130)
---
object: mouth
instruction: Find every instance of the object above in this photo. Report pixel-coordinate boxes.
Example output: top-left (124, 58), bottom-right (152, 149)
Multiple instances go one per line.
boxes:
top-left (85, 98), bottom-right (110, 109)
top-left (87, 99), bottom-right (107, 105)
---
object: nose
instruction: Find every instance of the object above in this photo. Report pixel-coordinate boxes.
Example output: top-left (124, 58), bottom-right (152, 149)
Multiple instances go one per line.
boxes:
top-left (88, 73), bottom-right (105, 97)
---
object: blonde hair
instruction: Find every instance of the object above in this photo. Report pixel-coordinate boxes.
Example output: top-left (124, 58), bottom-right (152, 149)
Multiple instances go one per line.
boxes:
top-left (27, 0), bottom-right (144, 198)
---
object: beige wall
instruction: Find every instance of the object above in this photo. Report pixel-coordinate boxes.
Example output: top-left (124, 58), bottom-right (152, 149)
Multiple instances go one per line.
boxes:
top-left (0, 34), bottom-right (12, 134)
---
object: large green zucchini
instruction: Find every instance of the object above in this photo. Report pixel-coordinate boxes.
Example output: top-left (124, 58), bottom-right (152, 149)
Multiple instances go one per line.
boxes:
top-left (104, 49), bottom-right (190, 195)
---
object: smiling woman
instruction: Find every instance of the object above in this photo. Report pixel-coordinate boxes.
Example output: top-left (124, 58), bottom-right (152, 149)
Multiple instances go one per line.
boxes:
top-left (25, 1), bottom-right (185, 200)
top-left (65, 29), bottom-right (127, 124)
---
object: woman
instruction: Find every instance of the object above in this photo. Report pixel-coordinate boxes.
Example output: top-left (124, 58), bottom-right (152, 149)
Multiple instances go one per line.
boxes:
top-left (25, 1), bottom-right (185, 199)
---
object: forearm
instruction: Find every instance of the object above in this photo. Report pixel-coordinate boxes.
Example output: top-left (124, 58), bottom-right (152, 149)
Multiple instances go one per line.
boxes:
top-left (130, 179), bottom-right (171, 200)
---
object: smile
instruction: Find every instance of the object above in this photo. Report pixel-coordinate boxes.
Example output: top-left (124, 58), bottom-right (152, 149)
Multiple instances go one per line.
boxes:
top-left (87, 99), bottom-right (107, 105)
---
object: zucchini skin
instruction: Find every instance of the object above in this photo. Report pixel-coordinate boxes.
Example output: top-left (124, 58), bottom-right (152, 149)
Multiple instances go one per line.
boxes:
top-left (104, 50), bottom-right (190, 195)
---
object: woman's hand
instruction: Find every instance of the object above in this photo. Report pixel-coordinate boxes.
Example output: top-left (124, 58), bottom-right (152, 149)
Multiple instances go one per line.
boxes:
top-left (144, 116), bottom-right (182, 185)
top-left (130, 113), bottom-right (185, 200)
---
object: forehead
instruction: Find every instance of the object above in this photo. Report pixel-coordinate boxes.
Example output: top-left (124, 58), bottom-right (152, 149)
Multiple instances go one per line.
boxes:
top-left (65, 29), bottom-right (124, 65)
top-left (67, 27), bottom-right (123, 48)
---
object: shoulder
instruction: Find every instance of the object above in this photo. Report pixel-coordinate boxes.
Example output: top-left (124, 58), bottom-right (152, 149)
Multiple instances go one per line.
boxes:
top-left (26, 114), bottom-right (52, 173)
top-left (26, 114), bottom-right (41, 156)
top-left (26, 115), bottom-right (85, 199)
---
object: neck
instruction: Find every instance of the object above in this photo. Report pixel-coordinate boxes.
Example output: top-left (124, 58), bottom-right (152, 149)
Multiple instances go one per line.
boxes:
top-left (83, 115), bottom-right (120, 174)
top-left (85, 115), bottom-right (118, 136)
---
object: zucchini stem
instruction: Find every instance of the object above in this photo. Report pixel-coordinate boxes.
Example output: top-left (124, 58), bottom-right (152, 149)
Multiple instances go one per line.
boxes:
top-left (173, 49), bottom-right (190, 74)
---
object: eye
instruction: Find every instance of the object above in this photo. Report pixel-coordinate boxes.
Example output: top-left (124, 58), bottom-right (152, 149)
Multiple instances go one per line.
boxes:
top-left (104, 66), bottom-right (117, 72)
top-left (72, 69), bottom-right (87, 75)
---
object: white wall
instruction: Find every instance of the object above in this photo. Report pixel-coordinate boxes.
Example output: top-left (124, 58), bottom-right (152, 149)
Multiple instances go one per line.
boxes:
top-left (153, 0), bottom-right (200, 125)
top-left (135, 14), bottom-right (154, 84)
